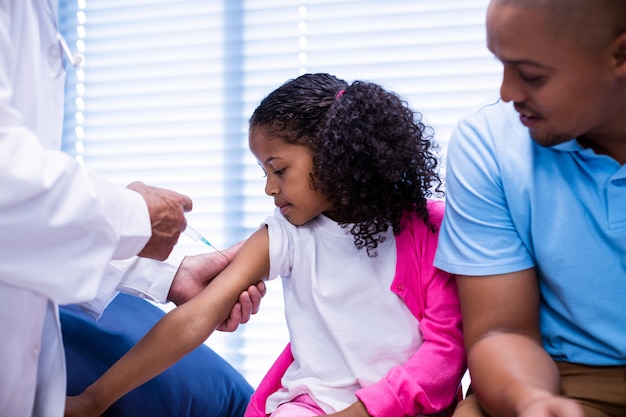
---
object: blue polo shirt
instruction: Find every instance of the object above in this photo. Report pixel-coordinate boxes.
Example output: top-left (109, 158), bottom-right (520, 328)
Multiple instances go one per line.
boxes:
top-left (434, 99), bottom-right (626, 365)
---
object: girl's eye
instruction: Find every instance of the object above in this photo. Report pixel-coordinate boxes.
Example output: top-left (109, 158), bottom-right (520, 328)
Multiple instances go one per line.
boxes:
top-left (273, 168), bottom-right (285, 176)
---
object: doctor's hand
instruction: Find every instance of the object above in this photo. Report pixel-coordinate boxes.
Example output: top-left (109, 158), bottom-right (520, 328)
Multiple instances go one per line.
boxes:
top-left (167, 241), bottom-right (267, 332)
top-left (127, 181), bottom-right (192, 261)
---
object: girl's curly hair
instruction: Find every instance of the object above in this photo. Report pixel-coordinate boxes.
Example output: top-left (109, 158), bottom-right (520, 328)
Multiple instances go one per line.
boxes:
top-left (250, 73), bottom-right (443, 256)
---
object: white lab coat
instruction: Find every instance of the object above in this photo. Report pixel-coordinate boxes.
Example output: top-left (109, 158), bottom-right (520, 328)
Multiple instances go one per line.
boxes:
top-left (0, 1), bottom-right (178, 415)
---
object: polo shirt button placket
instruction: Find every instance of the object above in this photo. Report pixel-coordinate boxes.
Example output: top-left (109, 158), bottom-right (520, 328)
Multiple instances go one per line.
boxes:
top-left (607, 175), bottom-right (626, 228)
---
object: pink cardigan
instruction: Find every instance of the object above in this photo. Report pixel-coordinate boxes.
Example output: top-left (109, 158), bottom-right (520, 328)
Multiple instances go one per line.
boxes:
top-left (244, 200), bottom-right (465, 417)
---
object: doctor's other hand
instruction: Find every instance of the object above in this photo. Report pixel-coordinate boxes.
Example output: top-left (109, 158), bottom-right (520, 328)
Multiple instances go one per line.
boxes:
top-left (218, 280), bottom-right (266, 332)
top-left (127, 181), bottom-right (193, 261)
top-left (167, 241), bottom-right (267, 332)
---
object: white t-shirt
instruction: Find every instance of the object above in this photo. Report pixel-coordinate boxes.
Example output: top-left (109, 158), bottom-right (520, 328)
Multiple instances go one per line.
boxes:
top-left (264, 210), bottom-right (423, 413)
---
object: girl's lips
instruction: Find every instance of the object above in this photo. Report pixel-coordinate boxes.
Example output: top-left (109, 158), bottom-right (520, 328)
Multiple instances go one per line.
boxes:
top-left (276, 203), bottom-right (290, 215)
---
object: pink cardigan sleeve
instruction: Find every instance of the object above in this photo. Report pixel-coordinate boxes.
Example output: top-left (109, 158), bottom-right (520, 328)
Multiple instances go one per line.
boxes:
top-left (355, 201), bottom-right (465, 417)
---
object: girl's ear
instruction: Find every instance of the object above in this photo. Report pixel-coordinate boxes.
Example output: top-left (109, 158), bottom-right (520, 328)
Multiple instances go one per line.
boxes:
top-left (612, 32), bottom-right (626, 76)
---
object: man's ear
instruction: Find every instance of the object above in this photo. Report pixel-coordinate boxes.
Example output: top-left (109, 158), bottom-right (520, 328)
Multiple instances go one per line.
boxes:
top-left (613, 32), bottom-right (626, 76)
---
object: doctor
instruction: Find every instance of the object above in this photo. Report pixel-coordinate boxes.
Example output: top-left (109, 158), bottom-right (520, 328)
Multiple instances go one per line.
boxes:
top-left (0, 1), bottom-right (264, 416)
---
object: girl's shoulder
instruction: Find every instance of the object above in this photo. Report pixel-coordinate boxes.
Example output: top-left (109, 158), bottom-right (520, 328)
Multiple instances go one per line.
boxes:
top-left (426, 198), bottom-right (445, 226)
top-left (402, 199), bottom-right (445, 232)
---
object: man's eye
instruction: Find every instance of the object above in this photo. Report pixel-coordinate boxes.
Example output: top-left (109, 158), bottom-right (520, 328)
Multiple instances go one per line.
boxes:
top-left (519, 72), bottom-right (543, 83)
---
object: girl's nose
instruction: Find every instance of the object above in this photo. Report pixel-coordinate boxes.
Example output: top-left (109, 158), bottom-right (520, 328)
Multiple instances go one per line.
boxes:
top-left (264, 177), bottom-right (278, 196)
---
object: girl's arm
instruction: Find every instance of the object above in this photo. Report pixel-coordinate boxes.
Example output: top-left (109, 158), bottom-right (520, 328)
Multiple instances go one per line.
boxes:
top-left (65, 226), bottom-right (270, 417)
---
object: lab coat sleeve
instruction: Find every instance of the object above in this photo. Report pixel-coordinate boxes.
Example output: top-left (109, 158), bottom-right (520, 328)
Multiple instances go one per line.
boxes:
top-left (0, 135), bottom-right (152, 305)
top-left (78, 251), bottom-right (185, 319)
top-left (0, 22), bottom-right (151, 305)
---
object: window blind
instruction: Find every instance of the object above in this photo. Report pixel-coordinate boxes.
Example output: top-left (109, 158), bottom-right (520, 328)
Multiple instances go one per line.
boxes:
top-left (59, 0), bottom-right (500, 387)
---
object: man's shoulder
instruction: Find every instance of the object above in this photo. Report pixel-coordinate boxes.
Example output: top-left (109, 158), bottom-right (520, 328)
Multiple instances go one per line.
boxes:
top-left (459, 98), bottom-right (520, 131)
top-left (450, 98), bottom-right (533, 165)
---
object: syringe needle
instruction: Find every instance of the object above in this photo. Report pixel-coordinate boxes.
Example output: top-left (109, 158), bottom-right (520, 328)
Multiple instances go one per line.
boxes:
top-left (184, 224), bottom-right (228, 259)
top-left (200, 236), bottom-right (228, 259)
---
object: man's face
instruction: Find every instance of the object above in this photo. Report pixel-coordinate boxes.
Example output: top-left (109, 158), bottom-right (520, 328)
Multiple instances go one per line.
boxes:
top-left (486, 2), bottom-right (618, 148)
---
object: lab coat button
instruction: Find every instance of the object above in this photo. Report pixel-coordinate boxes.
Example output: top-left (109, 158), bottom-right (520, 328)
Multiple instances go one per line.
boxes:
top-left (32, 344), bottom-right (41, 358)
top-left (48, 44), bottom-right (61, 60)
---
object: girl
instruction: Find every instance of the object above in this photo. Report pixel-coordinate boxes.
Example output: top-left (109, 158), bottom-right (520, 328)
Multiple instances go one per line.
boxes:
top-left (65, 73), bottom-right (465, 417)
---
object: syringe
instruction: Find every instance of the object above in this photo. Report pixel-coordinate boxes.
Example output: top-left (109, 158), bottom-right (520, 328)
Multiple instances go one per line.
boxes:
top-left (184, 224), bottom-right (227, 259)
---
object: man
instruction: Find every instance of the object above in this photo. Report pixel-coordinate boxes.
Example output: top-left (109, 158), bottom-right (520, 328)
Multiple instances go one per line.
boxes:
top-left (0, 1), bottom-right (263, 416)
top-left (434, 0), bottom-right (626, 416)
